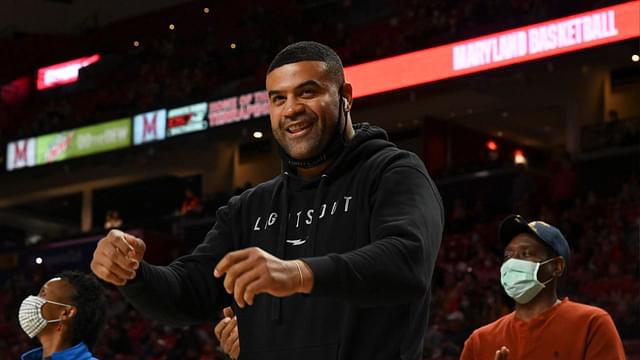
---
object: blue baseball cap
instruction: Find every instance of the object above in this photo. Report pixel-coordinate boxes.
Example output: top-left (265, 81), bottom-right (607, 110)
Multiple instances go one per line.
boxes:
top-left (499, 215), bottom-right (571, 274)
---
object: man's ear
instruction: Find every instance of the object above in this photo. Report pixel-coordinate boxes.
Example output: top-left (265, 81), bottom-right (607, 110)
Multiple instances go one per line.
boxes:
top-left (341, 82), bottom-right (353, 112)
top-left (554, 257), bottom-right (566, 277)
top-left (61, 306), bottom-right (77, 321)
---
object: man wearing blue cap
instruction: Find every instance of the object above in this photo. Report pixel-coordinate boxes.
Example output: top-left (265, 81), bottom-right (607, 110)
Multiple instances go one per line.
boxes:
top-left (460, 215), bottom-right (625, 360)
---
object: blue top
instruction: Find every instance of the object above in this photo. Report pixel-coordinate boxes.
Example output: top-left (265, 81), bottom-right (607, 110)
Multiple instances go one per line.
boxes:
top-left (21, 342), bottom-right (98, 360)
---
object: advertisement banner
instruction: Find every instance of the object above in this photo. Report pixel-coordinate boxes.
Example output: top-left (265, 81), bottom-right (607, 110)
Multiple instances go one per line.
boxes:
top-left (37, 54), bottom-right (101, 90)
top-left (133, 109), bottom-right (167, 145)
top-left (36, 118), bottom-right (131, 165)
top-left (167, 102), bottom-right (208, 137)
top-left (6, 137), bottom-right (36, 171)
top-left (208, 90), bottom-right (269, 128)
top-left (344, 1), bottom-right (640, 98)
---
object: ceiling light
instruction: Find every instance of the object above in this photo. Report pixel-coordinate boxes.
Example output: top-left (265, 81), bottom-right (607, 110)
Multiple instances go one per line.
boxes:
top-left (169, 24), bottom-right (175, 30)
top-left (514, 149), bottom-right (527, 165)
top-left (253, 131), bottom-right (263, 139)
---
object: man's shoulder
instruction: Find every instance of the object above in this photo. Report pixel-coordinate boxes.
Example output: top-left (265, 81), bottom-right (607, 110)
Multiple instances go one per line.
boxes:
top-left (228, 176), bottom-right (283, 204)
top-left (558, 299), bottom-right (611, 319)
top-left (361, 143), bottom-right (427, 175)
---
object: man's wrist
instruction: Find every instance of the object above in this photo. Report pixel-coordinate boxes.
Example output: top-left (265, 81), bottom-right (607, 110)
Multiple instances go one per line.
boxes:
top-left (293, 260), bottom-right (314, 294)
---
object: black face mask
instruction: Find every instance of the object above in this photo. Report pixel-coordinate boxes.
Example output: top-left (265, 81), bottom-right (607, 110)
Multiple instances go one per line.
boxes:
top-left (278, 88), bottom-right (348, 169)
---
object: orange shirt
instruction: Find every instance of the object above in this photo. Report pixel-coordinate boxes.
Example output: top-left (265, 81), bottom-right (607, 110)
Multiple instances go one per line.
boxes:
top-left (460, 298), bottom-right (625, 360)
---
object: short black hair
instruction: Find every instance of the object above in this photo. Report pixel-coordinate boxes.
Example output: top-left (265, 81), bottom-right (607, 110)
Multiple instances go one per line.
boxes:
top-left (57, 271), bottom-right (107, 349)
top-left (267, 41), bottom-right (345, 89)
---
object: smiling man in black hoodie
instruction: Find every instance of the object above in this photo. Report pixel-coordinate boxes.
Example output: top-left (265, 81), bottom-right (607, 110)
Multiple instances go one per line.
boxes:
top-left (91, 41), bottom-right (444, 360)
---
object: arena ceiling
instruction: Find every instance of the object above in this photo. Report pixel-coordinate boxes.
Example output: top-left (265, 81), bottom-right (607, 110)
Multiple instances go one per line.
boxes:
top-left (0, 0), bottom-right (194, 35)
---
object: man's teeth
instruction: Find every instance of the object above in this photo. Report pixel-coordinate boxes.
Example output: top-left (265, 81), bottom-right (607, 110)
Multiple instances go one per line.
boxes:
top-left (288, 123), bottom-right (309, 132)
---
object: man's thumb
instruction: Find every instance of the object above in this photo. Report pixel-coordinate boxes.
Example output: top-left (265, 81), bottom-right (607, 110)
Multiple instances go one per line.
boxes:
top-left (124, 234), bottom-right (146, 259)
top-left (223, 306), bottom-right (235, 318)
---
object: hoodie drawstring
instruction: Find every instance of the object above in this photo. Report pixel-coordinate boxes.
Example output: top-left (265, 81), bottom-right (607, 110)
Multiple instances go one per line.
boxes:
top-left (271, 172), bottom-right (289, 322)
top-left (270, 172), bottom-right (329, 322)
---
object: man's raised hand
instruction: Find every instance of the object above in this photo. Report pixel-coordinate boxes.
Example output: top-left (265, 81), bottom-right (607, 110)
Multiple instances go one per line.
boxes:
top-left (91, 229), bottom-right (146, 286)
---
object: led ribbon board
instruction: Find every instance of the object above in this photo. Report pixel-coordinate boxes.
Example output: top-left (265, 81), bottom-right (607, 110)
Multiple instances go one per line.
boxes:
top-left (6, 138), bottom-right (36, 171)
top-left (345, 1), bottom-right (640, 98)
top-left (166, 102), bottom-right (208, 137)
top-left (208, 90), bottom-right (269, 128)
top-left (133, 109), bottom-right (167, 145)
top-left (36, 54), bottom-right (101, 90)
top-left (35, 118), bottom-right (131, 165)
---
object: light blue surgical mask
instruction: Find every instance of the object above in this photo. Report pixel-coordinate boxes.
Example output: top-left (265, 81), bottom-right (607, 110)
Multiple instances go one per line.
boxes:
top-left (500, 257), bottom-right (556, 304)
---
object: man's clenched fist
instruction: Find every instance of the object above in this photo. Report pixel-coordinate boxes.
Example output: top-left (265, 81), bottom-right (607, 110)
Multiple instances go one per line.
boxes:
top-left (91, 229), bottom-right (146, 286)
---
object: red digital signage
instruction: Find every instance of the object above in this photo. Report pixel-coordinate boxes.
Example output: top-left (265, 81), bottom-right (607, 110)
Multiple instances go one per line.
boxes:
top-left (36, 54), bottom-right (101, 90)
top-left (345, 1), bottom-right (640, 98)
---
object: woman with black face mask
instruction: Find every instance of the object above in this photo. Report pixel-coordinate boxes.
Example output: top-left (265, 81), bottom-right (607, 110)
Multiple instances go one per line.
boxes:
top-left (19, 271), bottom-right (107, 360)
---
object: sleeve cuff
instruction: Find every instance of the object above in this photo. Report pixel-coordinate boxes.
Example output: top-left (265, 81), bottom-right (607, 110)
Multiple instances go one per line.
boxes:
top-left (119, 260), bottom-right (150, 294)
top-left (301, 256), bottom-right (337, 296)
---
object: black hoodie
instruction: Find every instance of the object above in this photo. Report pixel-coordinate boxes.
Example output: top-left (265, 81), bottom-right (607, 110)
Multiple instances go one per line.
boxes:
top-left (121, 123), bottom-right (444, 360)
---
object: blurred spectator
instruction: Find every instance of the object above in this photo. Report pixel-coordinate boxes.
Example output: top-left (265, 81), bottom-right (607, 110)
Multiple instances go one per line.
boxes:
top-left (104, 210), bottom-right (124, 229)
top-left (460, 215), bottom-right (625, 360)
top-left (549, 156), bottom-right (577, 211)
top-left (510, 163), bottom-right (536, 215)
top-left (179, 189), bottom-right (202, 216)
top-left (19, 271), bottom-right (107, 360)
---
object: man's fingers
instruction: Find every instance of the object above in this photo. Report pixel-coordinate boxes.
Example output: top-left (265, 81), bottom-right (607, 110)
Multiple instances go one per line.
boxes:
top-left (107, 231), bottom-right (140, 271)
top-left (220, 316), bottom-right (237, 344)
top-left (230, 338), bottom-right (240, 359)
top-left (109, 230), bottom-right (135, 254)
top-left (223, 306), bottom-right (234, 318)
top-left (100, 241), bottom-right (137, 274)
top-left (244, 277), bottom-right (267, 306)
top-left (494, 346), bottom-right (509, 360)
top-left (95, 242), bottom-right (137, 280)
top-left (214, 248), bottom-right (254, 278)
top-left (223, 257), bottom-right (258, 295)
top-left (214, 317), bottom-right (230, 340)
top-left (225, 327), bottom-right (239, 355)
top-left (97, 251), bottom-right (136, 281)
top-left (91, 230), bottom-right (145, 286)
top-left (107, 244), bottom-right (139, 274)
top-left (123, 233), bottom-right (146, 260)
top-left (227, 326), bottom-right (239, 344)
top-left (233, 270), bottom-right (261, 308)
top-left (91, 262), bottom-right (128, 286)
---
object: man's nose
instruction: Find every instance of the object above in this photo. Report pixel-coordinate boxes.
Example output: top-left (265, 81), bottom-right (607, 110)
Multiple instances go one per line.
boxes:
top-left (283, 99), bottom-right (305, 118)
